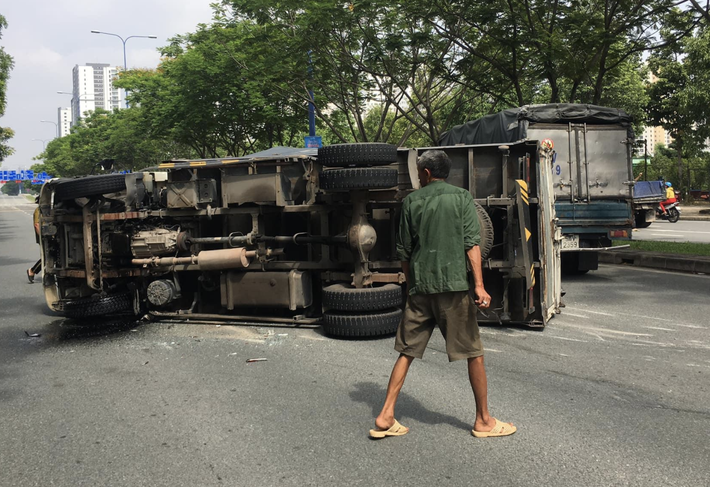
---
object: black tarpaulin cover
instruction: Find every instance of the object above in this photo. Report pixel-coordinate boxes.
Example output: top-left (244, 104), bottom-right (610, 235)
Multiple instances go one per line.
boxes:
top-left (438, 104), bottom-right (634, 146)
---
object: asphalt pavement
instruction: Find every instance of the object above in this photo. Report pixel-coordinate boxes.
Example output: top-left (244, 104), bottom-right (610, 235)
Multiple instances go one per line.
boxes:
top-left (634, 219), bottom-right (710, 244)
top-left (1, 199), bottom-right (709, 487)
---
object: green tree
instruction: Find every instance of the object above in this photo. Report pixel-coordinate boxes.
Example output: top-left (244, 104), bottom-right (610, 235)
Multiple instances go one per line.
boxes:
top-left (0, 13), bottom-right (15, 165)
top-left (1, 180), bottom-right (19, 195)
top-left (34, 108), bottom-right (189, 177)
top-left (647, 19), bottom-right (710, 197)
top-left (117, 19), bottom-right (306, 158)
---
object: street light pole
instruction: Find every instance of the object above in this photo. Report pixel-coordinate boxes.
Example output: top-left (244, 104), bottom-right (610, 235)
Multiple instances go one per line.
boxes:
top-left (90, 30), bottom-right (158, 70)
top-left (40, 120), bottom-right (59, 138)
top-left (32, 139), bottom-right (50, 150)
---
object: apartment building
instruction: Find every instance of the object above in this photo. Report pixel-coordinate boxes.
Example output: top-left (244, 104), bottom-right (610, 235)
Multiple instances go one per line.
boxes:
top-left (57, 107), bottom-right (72, 137)
top-left (70, 63), bottom-right (126, 126)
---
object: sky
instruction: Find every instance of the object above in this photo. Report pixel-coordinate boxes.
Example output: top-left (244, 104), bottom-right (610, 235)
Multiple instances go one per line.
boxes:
top-left (0, 0), bottom-right (217, 171)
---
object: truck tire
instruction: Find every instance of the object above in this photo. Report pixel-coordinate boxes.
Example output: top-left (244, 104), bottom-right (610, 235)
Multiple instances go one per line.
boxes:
top-left (475, 203), bottom-right (494, 259)
top-left (318, 143), bottom-right (397, 167)
top-left (54, 174), bottom-right (127, 201)
top-left (322, 309), bottom-right (402, 338)
top-left (323, 283), bottom-right (403, 312)
top-left (61, 293), bottom-right (134, 319)
top-left (320, 167), bottom-right (398, 191)
top-left (634, 213), bottom-right (652, 228)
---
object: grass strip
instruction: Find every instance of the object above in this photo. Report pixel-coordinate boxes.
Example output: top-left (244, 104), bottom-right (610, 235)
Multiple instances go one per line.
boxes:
top-left (612, 240), bottom-right (710, 256)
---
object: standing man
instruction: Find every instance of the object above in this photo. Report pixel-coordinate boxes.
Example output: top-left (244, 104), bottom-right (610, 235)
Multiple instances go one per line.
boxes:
top-left (369, 150), bottom-right (516, 439)
top-left (27, 197), bottom-right (42, 283)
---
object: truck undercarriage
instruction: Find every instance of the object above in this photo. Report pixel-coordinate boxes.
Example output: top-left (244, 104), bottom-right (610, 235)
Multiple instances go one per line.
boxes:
top-left (38, 143), bottom-right (560, 336)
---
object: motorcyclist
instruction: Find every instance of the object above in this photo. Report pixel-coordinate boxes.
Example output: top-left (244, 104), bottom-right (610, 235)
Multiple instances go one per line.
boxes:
top-left (659, 182), bottom-right (677, 215)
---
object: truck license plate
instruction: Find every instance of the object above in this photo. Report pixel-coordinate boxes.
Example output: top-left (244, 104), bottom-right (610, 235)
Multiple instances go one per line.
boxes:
top-left (561, 235), bottom-right (579, 250)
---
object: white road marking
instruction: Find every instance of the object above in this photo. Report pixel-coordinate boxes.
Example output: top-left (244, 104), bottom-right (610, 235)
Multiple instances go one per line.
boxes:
top-left (558, 322), bottom-right (654, 337)
top-left (650, 234), bottom-right (683, 237)
top-left (563, 312), bottom-right (589, 319)
top-left (643, 326), bottom-right (676, 332)
top-left (567, 304), bottom-right (706, 329)
top-left (549, 336), bottom-right (588, 343)
top-left (484, 348), bottom-right (503, 353)
top-left (650, 229), bottom-right (710, 234)
top-left (571, 308), bottom-right (615, 317)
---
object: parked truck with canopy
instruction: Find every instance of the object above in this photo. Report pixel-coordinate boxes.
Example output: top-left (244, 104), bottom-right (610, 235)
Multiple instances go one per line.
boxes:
top-left (439, 104), bottom-right (635, 274)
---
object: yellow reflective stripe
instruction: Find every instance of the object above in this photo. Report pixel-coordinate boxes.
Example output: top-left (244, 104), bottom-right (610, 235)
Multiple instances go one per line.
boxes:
top-left (159, 163), bottom-right (175, 168)
top-left (525, 228), bottom-right (531, 241)
top-left (190, 161), bottom-right (206, 167)
top-left (517, 180), bottom-right (528, 192)
top-left (530, 264), bottom-right (535, 285)
top-left (521, 194), bottom-right (529, 205)
top-left (222, 159), bottom-right (240, 165)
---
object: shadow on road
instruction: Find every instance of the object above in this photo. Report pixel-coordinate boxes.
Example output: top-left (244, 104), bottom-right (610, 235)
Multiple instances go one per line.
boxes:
top-left (39, 317), bottom-right (141, 341)
top-left (349, 381), bottom-right (472, 433)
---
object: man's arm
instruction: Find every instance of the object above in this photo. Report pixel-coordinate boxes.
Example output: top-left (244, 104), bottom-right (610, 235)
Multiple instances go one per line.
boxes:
top-left (466, 245), bottom-right (491, 309)
top-left (401, 261), bottom-right (411, 294)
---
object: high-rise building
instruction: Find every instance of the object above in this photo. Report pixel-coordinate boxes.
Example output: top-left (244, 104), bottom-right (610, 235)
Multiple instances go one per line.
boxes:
top-left (58, 107), bottom-right (72, 137)
top-left (71, 63), bottom-right (126, 126)
top-left (642, 125), bottom-right (673, 157)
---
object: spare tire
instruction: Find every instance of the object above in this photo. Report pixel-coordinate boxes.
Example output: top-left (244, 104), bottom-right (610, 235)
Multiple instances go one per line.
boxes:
top-left (320, 167), bottom-right (398, 191)
top-left (323, 283), bottom-right (403, 312)
top-left (318, 143), bottom-right (397, 167)
top-left (322, 309), bottom-right (402, 338)
top-left (54, 174), bottom-right (127, 201)
top-left (61, 293), bottom-right (133, 320)
top-left (475, 203), bottom-right (494, 259)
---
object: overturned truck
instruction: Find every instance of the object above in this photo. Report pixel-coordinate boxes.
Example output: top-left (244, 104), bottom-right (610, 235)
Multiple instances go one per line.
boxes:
top-left (38, 142), bottom-right (561, 336)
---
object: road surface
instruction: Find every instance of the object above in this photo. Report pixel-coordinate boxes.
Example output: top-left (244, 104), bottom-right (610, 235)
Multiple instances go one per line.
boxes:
top-left (0, 204), bottom-right (708, 487)
top-left (634, 219), bottom-right (710, 244)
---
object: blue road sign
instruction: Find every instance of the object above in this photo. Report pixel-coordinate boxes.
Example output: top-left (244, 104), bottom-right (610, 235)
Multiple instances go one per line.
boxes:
top-left (304, 136), bottom-right (322, 148)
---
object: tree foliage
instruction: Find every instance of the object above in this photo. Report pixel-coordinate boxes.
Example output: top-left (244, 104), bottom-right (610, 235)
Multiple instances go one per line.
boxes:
top-left (34, 109), bottom-right (190, 177)
top-left (32, 1), bottom-right (710, 179)
top-left (647, 12), bottom-right (710, 194)
top-left (0, 13), bottom-right (15, 165)
top-left (1, 180), bottom-right (19, 195)
top-left (116, 20), bottom-right (306, 158)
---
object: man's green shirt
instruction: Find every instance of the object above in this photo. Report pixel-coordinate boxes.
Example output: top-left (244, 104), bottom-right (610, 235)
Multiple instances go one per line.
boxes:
top-left (396, 180), bottom-right (480, 295)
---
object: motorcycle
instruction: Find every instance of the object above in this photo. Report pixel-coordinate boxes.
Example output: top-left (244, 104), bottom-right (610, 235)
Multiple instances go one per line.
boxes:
top-left (656, 202), bottom-right (681, 223)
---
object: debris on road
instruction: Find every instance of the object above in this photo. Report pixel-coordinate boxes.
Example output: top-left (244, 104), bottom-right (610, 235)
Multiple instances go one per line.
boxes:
top-left (24, 331), bottom-right (41, 338)
top-left (246, 358), bottom-right (267, 363)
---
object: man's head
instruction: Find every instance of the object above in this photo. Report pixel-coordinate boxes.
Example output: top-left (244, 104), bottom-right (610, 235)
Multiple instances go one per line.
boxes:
top-left (416, 150), bottom-right (451, 187)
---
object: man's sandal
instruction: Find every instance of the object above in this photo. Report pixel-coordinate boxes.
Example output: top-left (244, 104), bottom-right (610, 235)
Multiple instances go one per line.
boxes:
top-left (27, 269), bottom-right (34, 284)
top-left (472, 418), bottom-right (517, 438)
top-left (369, 419), bottom-right (409, 439)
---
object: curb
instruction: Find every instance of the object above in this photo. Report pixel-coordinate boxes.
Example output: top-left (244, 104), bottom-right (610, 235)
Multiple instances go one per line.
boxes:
top-left (599, 250), bottom-right (710, 274)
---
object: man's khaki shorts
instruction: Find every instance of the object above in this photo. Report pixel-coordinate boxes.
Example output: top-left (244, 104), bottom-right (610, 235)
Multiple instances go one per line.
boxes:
top-left (394, 291), bottom-right (483, 362)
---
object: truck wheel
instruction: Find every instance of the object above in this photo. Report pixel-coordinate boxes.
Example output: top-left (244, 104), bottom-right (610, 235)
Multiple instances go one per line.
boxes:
top-left (54, 174), bottom-right (127, 201)
top-left (320, 167), bottom-right (398, 191)
top-left (323, 283), bottom-right (403, 312)
top-left (475, 203), bottom-right (494, 259)
top-left (634, 213), bottom-right (652, 228)
top-left (322, 309), bottom-right (402, 338)
top-left (61, 293), bottom-right (134, 320)
top-left (318, 143), bottom-right (397, 167)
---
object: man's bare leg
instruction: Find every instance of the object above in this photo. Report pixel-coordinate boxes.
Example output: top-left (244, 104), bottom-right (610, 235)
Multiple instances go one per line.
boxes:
top-left (468, 355), bottom-right (498, 432)
top-left (374, 354), bottom-right (414, 431)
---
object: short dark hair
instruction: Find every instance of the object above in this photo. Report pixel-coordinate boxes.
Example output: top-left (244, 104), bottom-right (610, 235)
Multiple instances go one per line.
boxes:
top-left (416, 150), bottom-right (451, 179)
